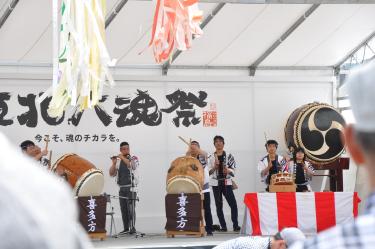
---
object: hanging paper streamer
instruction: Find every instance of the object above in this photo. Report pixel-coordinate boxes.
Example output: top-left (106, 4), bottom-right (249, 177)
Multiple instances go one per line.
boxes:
top-left (148, 0), bottom-right (204, 63)
top-left (43, 0), bottom-right (116, 118)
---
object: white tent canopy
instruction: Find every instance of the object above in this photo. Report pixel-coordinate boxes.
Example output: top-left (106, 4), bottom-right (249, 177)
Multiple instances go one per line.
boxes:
top-left (1, 0), bottom-right (374, 233)
top-left (1, 1), bottom-right (375, 75)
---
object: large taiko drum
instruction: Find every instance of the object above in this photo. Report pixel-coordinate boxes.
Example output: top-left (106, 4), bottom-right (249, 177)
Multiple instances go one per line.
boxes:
top-left (285, 102), bottom-right (346, 165)
top-left (52, 154), bottom-right (104, 196)
top-left (166, 156), bottom-right (204, 194)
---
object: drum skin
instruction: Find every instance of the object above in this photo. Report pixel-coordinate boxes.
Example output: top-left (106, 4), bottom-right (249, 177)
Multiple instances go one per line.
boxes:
top-left (52, 153), bottom-right (104, 196)
top-left (166, 176), bottom-right (202, 194)
top-left (285, 102), bottom-right (346, 165)
top-left (166, 156), bottom-right (204, 193)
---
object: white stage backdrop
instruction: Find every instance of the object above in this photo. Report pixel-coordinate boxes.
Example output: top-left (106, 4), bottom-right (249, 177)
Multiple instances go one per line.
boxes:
top-left (0, 77), bottom-right (333, 233)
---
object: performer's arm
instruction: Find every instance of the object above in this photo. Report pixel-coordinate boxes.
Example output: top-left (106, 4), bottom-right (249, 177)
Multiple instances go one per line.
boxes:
top-left (226, 154), bottom-right (236, 177)
top-left (185, 146), bottom-right (192, 156)
top-left (118, 154), bottom-right (131, 168)
top-left (303, 161), bottom-right (315, 177)
top-left (130, 156), bottom-right (139, 170)
top-left (208, 154), bottom-right (218, 175)
top-left (109, 157), bottom-right (118, 177)
top-left (224, 167), bottom-right (235, 177)
top-left (259, 159), bottom-right (272, 178)
top-left (34, 148), bottom-right (48, 161)
top-left (287, 161), bottom-right (293, 174)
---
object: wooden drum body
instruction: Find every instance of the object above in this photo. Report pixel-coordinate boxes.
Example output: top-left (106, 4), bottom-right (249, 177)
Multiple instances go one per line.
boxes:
top-left (52, 153), bottom-right (104, 196)
top-left (285, 102), bottom-right (346, 165)
top-left (166, 156), bottom-right (204, 194)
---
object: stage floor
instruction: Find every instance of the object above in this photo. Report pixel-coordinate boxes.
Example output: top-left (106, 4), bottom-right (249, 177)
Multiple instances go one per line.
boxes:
top-left (92, 232), bottom-right (242, 249)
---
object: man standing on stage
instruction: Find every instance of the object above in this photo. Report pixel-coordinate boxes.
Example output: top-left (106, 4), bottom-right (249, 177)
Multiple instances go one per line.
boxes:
top-left (109, 142), bottom-right (139, 235)
top-left (20, 140), bottom-right (49, 167)
top-left (209, 135), bottom-right (240, 232)
top-left (186, 140), bottom-right (214, 236)
top-left (258, 140), bottom-right (287, 192)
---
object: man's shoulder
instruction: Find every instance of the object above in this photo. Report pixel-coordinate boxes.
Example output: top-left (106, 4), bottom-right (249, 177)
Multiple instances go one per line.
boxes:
top-left (214, 236), bottom-right (269, 249)
top-left (224, 151), bottom-right (234, 157)
top-left (290, 214), bottom-right (375, 249)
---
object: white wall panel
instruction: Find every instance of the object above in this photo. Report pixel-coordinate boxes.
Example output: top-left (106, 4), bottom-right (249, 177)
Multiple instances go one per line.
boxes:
top-left (0, 76), bottom-right (333, 233)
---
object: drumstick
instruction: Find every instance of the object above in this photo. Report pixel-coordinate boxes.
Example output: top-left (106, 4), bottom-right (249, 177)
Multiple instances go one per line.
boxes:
top-left (48, 150), bottom-right (52, 169)
top-left (48, 150), bottom-right (52, 170)
top-left (264, 132), bottom-right (268, 143)
top-left (178, 136), bottom-right (190, 146)
top-left (44, 135), bottom-right (50, 151)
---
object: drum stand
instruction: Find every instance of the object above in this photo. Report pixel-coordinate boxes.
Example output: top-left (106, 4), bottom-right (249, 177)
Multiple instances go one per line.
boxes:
top-left (104, 193), bottom-right (118, 238)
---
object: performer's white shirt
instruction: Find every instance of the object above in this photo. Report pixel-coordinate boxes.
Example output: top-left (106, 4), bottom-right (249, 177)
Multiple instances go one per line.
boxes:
top-left (208, 151), bottom-right (236, 186)
top-left (257, 154), bottom-right (287, 186)
top-left (196, 154), bottom-right (210, 193)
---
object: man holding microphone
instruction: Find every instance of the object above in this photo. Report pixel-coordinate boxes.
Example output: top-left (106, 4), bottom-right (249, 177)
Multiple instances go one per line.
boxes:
top-left (109, 141), bottom-right (139, 235)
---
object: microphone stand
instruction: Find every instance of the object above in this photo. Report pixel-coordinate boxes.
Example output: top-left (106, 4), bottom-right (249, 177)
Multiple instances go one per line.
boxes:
top-left (128, 156), bottom-right (145, 238)
top-left (104, 193), bottom-right (133, 238)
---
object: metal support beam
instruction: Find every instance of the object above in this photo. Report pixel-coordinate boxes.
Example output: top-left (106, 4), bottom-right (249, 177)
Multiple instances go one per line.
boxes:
top-left (205, 0), bottom-right (374, 2)
top-left (338, 107), bottom-right (351, 111)
top-left (337, 96), bottom-right (349, 101)
top-left (105, 0), bottom-right (129, 28)
top-left (0, 0), bottom-right (19, 29)
top-left (334, 31), bottom-right (375, 68)
top-left (248, 4), bottom-right (320, 76)
top-left (162, 3), bottom-right (226, 76)
top-left (0, 61), bottom-right (334, 71)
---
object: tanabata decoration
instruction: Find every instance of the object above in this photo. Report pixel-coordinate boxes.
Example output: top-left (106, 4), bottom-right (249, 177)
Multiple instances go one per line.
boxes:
top-left (41, 0), bottom-right (116, 117)
top-left (148, 0), bottom-right (204, 63)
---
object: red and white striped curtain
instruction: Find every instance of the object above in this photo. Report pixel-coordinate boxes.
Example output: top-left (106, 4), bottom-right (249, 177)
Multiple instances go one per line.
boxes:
top-left (242, 192), bottom-right (360, 236)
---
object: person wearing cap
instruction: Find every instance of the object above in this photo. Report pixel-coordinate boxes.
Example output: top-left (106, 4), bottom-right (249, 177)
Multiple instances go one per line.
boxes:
top-left (290, 60), bottom-right (375, 249)
top-left (186, 140), bottom-right (214, 236)
top-left (258, 140), bottom-right (288, 192)
top-left (209, 135), bottom-right (240, 232)
top-left (213, 227), bottom-right (306, 249)
top-left (20, 140), bottom-right (49, 167)
top-left (288, 147), bottom-right (315, 192)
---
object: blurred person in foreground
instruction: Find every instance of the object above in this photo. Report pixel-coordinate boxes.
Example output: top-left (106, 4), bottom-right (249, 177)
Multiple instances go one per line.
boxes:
top-left (0, 133), bottom-right (92, 249)
top-left (290, 60), bottom-right (375, 249)
top-left (213, 227), bottom-right (306, 249)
